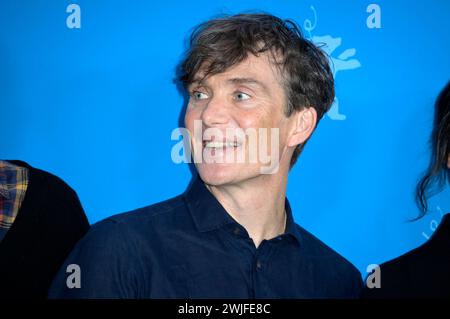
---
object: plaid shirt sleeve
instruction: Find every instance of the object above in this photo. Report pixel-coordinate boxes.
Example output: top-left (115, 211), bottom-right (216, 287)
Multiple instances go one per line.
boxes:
top-left (0, 160), bottom-right (29, 241)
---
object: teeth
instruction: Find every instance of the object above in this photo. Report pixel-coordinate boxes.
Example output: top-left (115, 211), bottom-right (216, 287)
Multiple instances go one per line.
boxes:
top-left (204, 141), bottom-right (239, 148)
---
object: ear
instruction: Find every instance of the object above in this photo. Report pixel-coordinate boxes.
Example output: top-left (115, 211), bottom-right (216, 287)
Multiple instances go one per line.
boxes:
top-left (447, 154), bottom-right (450, 169)
top-left (287, 107), bottom-right (318, 148)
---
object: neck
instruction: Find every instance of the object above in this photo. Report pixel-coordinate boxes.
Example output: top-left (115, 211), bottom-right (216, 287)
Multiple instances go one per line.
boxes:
top-left (206, 171), bottom-right (289, 248)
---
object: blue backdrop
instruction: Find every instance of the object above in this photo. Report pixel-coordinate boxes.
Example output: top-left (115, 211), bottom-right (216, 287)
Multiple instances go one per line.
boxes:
top-left (1, 0), bottom-right (449, 276)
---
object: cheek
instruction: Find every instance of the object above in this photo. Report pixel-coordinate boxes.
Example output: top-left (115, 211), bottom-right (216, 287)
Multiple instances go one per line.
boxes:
top-left (184, 105), bottom-right (201, 129)
top-left (238, 117), bottom-right (259, 130)
top-left (236, 109), bottom-right (270, 130)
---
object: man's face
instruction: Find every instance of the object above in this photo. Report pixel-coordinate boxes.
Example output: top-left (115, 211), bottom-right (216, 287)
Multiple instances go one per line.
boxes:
top-left (184, 53), bottom-right (296, 186)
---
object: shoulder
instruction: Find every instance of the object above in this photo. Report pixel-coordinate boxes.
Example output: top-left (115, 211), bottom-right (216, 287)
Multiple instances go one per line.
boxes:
top-left (295, 224), bottom-right (359, 272)
top-left (108, 194), bottom-right (187, 224)
top-left (8, 160), bottom-right (79, 200)
top-left (294, 224), bottom-right (363, 296)
top-left (48, 195), bottom-right (191, 296)
top-left (361, 242), bottom-right (433, 298)
top-left (105, 194), bottom-right (191, 232)
top-left (5, 161), bottom-right (89, 231)
top-left (82, 194), bottom-right (191, 247)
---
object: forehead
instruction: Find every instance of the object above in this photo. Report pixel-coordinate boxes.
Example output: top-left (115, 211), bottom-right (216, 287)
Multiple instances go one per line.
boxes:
top-left (192, 52), bottom-right (283, 87)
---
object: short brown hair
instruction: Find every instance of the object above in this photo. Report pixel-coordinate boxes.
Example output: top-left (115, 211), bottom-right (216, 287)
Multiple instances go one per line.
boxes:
top-left (178, 13), bottom-right (335, 167)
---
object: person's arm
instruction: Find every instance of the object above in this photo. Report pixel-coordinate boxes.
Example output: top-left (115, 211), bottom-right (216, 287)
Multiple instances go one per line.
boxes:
top-left (48, 219), bottom-right (142, 299)
top-left (36, 174), bottom-right (90, 297)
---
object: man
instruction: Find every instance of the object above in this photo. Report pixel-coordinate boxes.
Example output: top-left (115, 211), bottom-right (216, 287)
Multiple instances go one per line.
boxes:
top-left (0, 160), bottom-right (89, 298)
top-left (49, 13), bottom-right (362, 298)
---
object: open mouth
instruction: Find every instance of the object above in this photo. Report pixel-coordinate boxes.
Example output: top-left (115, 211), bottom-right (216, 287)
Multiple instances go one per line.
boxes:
top-left (201, 140), bottom-right (244, 160)
top-left (203, 141), bottom-right (241, 149)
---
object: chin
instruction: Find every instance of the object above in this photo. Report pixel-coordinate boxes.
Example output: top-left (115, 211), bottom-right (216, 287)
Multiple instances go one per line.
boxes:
top-left (196, 163), bottom-right (250, 186)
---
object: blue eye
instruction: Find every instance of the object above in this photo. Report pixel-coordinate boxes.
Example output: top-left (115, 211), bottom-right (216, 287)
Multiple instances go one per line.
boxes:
top-left (235, 92), bottom-right (251, 101)
top-left (192, 91), bottom-right (208, 100)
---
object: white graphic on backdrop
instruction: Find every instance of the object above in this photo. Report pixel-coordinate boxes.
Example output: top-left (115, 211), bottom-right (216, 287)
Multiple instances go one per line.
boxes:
top-left (366, 4), bottom-right (382, 29)
top-left (304, 6), bottom-right (361, 120)
top-left (422, 206), bottom-right (446, 240)
top-left (66, 4), bottom-right (81, 29)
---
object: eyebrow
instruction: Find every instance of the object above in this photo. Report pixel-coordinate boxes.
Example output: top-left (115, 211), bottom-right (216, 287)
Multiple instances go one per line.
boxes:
top-left (226, 78), bottom-right (268, 91)
top-left (189, 77), bottom-right (269, 92)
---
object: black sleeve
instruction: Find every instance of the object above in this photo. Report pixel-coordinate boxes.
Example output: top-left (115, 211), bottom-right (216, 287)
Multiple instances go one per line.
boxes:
top-left (36, 172), bottom-right (90, 298)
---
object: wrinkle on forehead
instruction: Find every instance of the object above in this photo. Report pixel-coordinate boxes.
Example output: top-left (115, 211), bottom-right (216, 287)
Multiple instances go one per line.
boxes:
top-left (191, 51), bottom-right (286, 92)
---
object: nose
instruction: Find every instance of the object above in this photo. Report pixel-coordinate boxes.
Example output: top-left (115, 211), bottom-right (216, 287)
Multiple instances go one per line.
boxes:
top-left (201, 95), bottom-right (230, 127)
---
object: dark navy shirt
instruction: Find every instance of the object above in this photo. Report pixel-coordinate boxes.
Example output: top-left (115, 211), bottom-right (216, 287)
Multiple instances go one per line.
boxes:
top-left (49, 178), bottom-right (362, 299)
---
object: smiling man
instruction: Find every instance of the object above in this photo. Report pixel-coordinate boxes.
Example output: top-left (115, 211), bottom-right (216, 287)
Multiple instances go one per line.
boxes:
top-left (49, 13), bottom-right (363, 299)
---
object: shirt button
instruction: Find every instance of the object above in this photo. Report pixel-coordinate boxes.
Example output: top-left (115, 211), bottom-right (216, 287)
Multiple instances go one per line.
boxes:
top-left (256, 260), bottom-right (262, 270)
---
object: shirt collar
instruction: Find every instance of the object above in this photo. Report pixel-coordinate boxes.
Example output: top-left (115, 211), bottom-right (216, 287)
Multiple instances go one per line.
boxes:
top-left (184, 176), bottom-right (302, 245)
top-left (184, 177), bottom-right (235, 232)
top-left (284, 198), bottom-right (303, 245)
